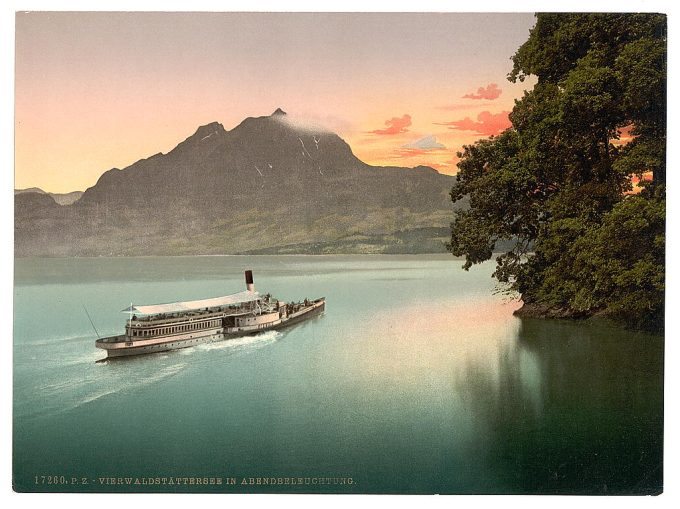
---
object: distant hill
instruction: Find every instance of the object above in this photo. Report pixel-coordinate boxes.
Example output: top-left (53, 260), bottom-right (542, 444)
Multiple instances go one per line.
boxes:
top-left (15, 187), bottom-right (83, 205)
top-left (15, 109), bottom-right (462, 256)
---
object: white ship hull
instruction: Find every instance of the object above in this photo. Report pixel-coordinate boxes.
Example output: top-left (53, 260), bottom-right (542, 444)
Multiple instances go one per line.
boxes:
top-left (97, 298), bottom-right (325, 360)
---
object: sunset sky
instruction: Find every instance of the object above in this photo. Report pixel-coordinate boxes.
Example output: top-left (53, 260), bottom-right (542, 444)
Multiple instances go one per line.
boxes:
top-left (15, 12), bottom-right (537, 193)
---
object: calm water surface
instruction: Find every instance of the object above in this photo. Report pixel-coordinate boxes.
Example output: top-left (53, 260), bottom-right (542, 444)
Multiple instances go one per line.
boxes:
top-left (13, 255), bottom-right (663, 494)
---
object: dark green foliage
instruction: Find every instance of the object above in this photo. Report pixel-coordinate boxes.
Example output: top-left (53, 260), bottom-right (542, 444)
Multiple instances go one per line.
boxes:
top-left (569, 192), bottom-right (665, 330)
top-left (448, 13), bottom-right (666, 332)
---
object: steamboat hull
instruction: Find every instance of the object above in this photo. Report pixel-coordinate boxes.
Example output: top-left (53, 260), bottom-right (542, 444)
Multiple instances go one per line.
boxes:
top-left (97, 299), bottom-right (324, 359)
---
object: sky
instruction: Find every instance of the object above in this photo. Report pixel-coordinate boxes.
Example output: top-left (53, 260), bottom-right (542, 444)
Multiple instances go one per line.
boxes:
top-left (15, 12), bottom-right (537, 193)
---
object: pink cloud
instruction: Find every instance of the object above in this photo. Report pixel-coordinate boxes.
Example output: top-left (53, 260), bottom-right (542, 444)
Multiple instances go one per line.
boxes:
top-left (389, 148), bottom-right (430, 158)
top-left (380, 148), bottom-right (453, 174)
top-left (462, 83), bottom-right (502, 100)
top-left (370, 114), bottom-right (412, 135)
top-left (436, 110), bottom-right (511, 136)
top-left (428, 158), bottom-right (460, 174)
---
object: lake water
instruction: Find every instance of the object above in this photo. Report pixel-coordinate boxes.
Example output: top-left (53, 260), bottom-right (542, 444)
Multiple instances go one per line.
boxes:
top-left (13, 255), bottom-right (663, 494)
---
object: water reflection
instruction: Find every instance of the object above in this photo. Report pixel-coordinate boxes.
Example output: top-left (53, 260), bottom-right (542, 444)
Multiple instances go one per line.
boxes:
top-left (456, 317), bottom-right (663, 494)
top-left (14, 256), bottom-right (664, 494)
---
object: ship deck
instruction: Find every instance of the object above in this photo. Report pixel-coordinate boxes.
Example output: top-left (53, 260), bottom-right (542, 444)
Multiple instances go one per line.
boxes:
top-left (130, 305), bottom-right (252, 326)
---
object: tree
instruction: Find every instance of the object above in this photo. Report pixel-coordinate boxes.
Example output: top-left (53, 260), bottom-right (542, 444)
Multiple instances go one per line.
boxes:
top-left (448, 13), bottom-right (666, 332)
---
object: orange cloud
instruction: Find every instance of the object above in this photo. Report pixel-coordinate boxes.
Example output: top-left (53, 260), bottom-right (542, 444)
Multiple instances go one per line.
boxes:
top-left (370, 114), bottom-right (412, 135)
top-left (423, 153), bottom-right (461, 174)
top-left (365, 140), bottom-right (457, 175)
top-left (393, 148), bottom-right (429, 157)
top-left (611, 123), bottom-right (637, 147)
top-left (437, 110), bottom-right (511, 136)
top-left (625, 172), bottom-right (653, 195)
top-left (462, 83), bottom-right (502, 100)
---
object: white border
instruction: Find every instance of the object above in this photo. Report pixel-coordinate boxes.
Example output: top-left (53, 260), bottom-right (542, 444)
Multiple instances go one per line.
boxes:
top-left (3, 2), bottom-right (677, 509)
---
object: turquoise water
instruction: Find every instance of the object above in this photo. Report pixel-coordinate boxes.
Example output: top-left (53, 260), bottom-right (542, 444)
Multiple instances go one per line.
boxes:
top-left (13, 255), bottom-right (663, 494)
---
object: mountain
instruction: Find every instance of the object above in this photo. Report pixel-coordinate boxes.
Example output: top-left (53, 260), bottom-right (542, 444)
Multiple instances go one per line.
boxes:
top-left (15, 109), bottom-right (461, 256)
top-left (15, 187), bottom-right (83, 205)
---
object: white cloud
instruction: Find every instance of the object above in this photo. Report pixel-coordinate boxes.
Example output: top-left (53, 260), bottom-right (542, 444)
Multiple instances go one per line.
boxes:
top-left (401, 135), bottom-right (446, 150)
top-left (274, 111), bottom-right (355, 135)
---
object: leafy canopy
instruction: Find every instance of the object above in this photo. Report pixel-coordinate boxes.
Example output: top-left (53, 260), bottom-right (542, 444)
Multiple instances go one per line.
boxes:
top-left (449, 13), bottom-right (666, 332)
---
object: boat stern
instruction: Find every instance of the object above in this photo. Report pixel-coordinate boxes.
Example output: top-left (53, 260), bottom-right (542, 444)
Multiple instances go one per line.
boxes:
top-left (95, 335), bottom-right (127, 351)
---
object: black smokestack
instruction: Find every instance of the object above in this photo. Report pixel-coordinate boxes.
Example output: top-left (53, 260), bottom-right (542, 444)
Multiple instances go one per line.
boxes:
top-left (245, 270), bottom-right (254, 292)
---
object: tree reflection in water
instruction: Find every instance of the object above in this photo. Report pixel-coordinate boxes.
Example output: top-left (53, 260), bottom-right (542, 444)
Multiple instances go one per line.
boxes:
top-left (454, 317), bottom-right (663, 494)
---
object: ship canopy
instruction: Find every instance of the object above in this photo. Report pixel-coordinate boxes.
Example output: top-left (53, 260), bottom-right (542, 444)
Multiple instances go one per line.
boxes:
top-left (122, 290), bottom-right (260, 315)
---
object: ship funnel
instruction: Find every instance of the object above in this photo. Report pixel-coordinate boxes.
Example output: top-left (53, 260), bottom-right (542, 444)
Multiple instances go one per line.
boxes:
top-left (245, 270), bottom-right (254, 292)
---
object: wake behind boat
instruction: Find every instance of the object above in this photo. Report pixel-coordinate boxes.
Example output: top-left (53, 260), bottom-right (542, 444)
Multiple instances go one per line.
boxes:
top-left (95, 270), bottom-right (325, 359)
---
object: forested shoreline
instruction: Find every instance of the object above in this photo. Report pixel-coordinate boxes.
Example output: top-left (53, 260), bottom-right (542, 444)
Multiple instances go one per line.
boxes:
top-left (449, 13), bottom-right (666, 332)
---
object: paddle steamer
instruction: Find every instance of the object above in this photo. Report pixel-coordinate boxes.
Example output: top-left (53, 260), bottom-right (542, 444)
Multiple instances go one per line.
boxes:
top-left (95, 270), bottom-right (325, 358)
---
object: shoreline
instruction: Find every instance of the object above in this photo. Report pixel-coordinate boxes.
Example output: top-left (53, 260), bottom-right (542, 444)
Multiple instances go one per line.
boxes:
top-left (13, 252), bottom-right (464, 261)
top-left (513, 302), bottom-right (593, 320)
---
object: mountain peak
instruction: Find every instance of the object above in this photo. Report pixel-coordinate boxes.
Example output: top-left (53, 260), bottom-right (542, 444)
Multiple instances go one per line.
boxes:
top-left (193, 121), bottom-right (225, 138)
top-left (16, 108), bottom-right (458, 257)
top-left (205, 120), bottom-right (225, 129)
top-left (171, 122), bottom-right (226, 150)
